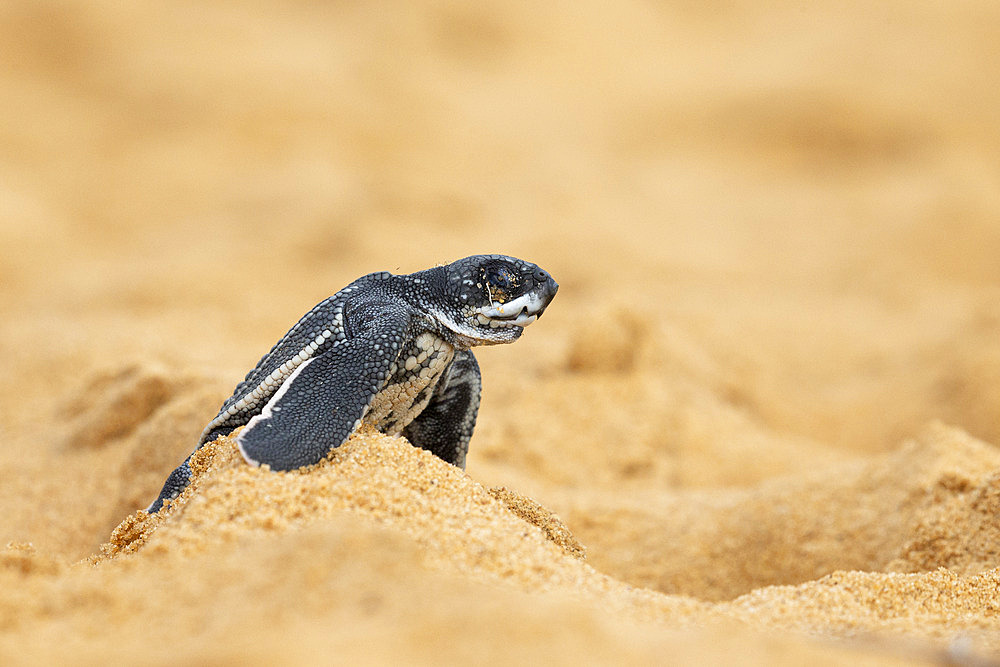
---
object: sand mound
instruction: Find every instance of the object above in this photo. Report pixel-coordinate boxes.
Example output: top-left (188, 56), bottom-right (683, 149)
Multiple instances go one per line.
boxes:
top-left (723, 568), bottom-right (1000, 654)
top-left (2, 425), bottom-right (996, 664)
top-left (890, 474), bottom-right (1000, 575)
top-left (103, 430), bottom-right (668, 608)
top-left (0, 522), bottom-right (918, 667)
top-left (564, 423), bottom-right (1000, 601)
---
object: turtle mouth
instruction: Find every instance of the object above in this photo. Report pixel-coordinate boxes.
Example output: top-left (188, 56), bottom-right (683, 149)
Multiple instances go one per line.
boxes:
top-left (475, 281), bottom-right (558, 329)
top-left (476, 309), bottom-right (538, 329)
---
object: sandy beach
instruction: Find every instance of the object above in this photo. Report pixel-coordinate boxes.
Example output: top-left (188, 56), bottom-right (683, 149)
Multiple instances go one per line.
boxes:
top-left (2, 1), bottom-right (999, 663)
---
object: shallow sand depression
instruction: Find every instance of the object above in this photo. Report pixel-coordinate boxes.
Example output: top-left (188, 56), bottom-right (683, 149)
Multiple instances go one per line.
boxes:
top-left (2, 0), bottom-right (1000, 664)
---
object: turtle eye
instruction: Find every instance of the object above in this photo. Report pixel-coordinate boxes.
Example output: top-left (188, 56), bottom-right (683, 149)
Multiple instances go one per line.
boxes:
top-left (482, 265), bottom-right (520, 305)
top-left (487, 267), bottom-right (515, 290)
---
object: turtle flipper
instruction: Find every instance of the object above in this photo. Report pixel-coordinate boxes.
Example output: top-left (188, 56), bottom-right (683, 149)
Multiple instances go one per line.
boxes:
top-left (237, 319), bottom-right (407, 471)
top-left (402, 349), bottom-right (481, 469)
top-left (147, 456), bottom-right (193, 513)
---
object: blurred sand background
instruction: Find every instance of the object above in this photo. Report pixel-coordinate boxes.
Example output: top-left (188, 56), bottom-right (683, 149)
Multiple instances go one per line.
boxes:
top-left (2, 0), bottom-right (1000, 663)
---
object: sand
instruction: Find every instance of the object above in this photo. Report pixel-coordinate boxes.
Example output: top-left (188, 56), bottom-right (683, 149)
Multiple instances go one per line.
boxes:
top-left (2, 1), bottom-right (1000, 664)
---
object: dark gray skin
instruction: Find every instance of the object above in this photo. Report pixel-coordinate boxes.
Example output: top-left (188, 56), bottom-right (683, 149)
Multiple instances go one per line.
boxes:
top-left (147, 255), bottom-right (558, 513)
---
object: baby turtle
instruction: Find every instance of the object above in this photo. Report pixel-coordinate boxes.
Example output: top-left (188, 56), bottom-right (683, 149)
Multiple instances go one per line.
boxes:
top-left (147, 254), bottom-right (558, 512)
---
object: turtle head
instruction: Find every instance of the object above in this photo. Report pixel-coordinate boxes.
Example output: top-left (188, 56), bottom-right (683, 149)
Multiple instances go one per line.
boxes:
top-left (431, 255), bottom-right (558, 346)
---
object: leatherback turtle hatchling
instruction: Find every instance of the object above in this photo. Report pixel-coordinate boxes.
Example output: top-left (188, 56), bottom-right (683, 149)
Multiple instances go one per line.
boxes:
top-left (147, 254), bottom-right (558, 512)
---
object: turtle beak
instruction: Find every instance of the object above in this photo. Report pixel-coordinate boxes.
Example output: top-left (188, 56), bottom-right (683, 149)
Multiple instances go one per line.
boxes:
top-left (534, 276), bottom-right (558, 319)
